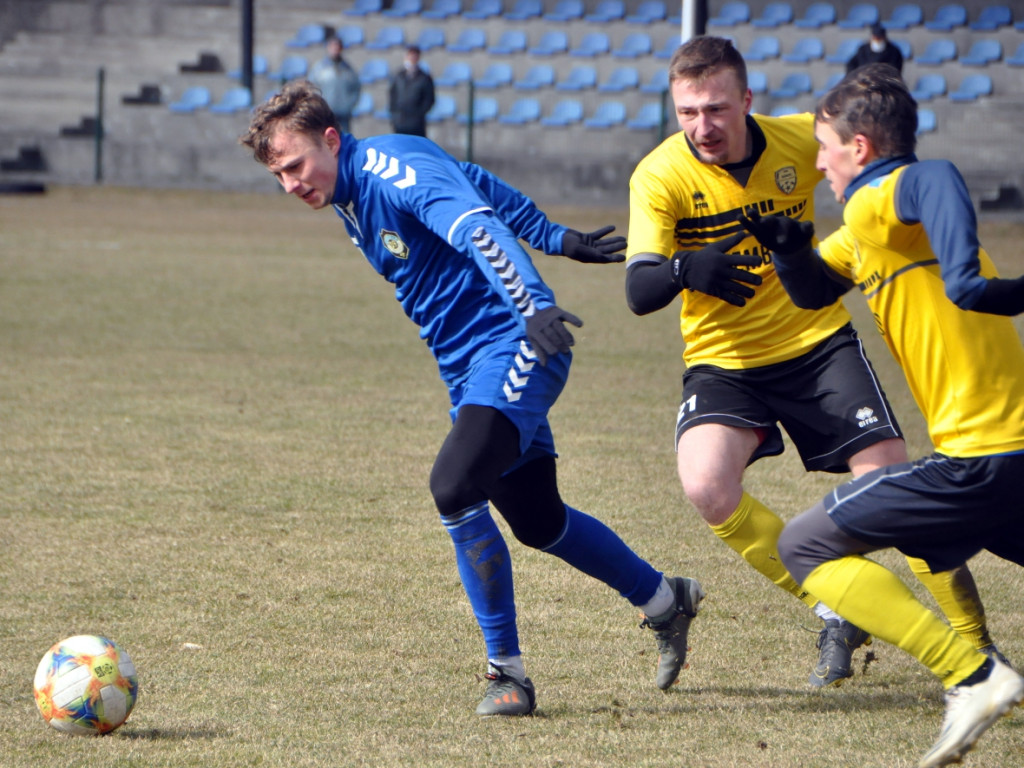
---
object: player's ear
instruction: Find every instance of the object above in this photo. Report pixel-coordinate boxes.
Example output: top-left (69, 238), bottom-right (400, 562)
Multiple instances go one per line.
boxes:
top-left (323, 127), bottom-right (342, 155)
top-left (852, 134), bottom-right (874, 165)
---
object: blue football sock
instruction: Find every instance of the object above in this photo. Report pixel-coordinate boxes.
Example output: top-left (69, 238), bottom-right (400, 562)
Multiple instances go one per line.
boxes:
top-left (441, 502), bottom-right (519, 660)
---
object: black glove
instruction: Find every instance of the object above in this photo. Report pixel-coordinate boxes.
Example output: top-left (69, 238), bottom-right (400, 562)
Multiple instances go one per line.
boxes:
top-left (671, 231), bottom-right (762, 307)
top-left (738, 206), bottom-right (814, 255)
top-left (526, 305), bottom-right (583, 366)
top-left (561, 226), bottom-right (627, 264)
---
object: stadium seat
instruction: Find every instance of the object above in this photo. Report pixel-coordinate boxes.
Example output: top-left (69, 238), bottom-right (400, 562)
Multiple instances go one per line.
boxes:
top-left (541, 99), bottom-right (584, 126)
top-left (909, 73), bottom-right (947, 101)
top-left (1007, 42), bottom-right (1024, 67)
top-left (337, 26), bottom-right (364, 48)
top-left (503, 0), bottom-right (541, 19)
top-left (748, 69), bottom-right (768, 94)
top-left (365, 26), bottom-right (405, 51)
top-left (422, 0), bottom-right (461, 18)
top-left (743, 36), bottom-right (781, 62)
top-left (530, 31), bottom-right (569, 56)
top-left (358, 58), bottom-right (391, 85)
top-left (352, 91), bottom-right (374, 118)
top-left (434, 61), bottom-right (473, 87)
top-left (837, 3), bottom-right (879, 29)
top-left (769, 104), bottom-right (801, 117)
top-left (556, 65), bottom-right (598, 91)
top-left (447, 27), bottom-right (487, 53)
top-left (707, 1), bottom-right (750, 27)
top-left (498, 97), bottom-right (542, 124)
top-left (598, 66), bottom-right (640, 92)
top-left (916, 39), bottom-right (958, 65)
top-left (544, 0), bottom-right (584, 21)
top-left (426, 94), bottom-right (457, 122)
top-left (463, 0), bottom-right (503, 19)
top-left (344, 0), bottom-right (383, 15)
top-left (781, 37), bottom-right (824, 63)
top-left (916, 108), bottom-right (936, 134)
top-left (948, 74), bottom-right (993, 101)
top-left (489, 30), bottom-right (527, 55)
top-left (382, 0), bottom-right (422, 17)
top-left (892, 38), bottom-right (913, 61)
top-left (586, 0), bottom-right (625, 22)
top-left (626, 1), bottom-right (667, 23)
top-left (458, 96), bottom-right (499, 124)
top-left (925, 4), bottom-right (967, 31)
top-left (654, 35), bottom-right (682, 59)
top-left (474, 63), bottom-right (514, 89)
top-left (209, 87), bottom-right (252, 115)
top-left (882, 3), bottom-right (923, 29)
top-left (227, 54), bottom-right (268, 80)
top-left (168, 86), bottom-right (211, 113)
top-left (752, 2), bottom-right (794, 27)
top-left (970, 5), bottom-right (1012, 30)
top-left (584, 101), bottom-right (627, 129)
top-left (570, 32), bottom-right (611, 57)
top-left (794, 2), bottom-right (836, 28)
top-left (268, 55), bottom-right (309, 82)
top-left (612, 32), bottom-right (653, 58)
top-left (813, 71), bottom-right (844, 97)
top-left (825, 38), bottom-right (861, 64)
top-left (770, 72), bottom-right (812, 99)
top-left (513, 64), bottom-right (555, 89)
top-left (627, 102), bottom-right (665, 130)
top-left (414, 27), bottom-right (446, 52)
top-left (640, 68), bottom-right (670, 94)
top-left (960, 39), bottom-right (1002, 66)
top-left (286, 23), bottom-right (328, 48)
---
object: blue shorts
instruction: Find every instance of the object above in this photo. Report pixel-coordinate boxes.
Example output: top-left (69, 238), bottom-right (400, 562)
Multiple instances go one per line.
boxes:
top-left (824, 450), bottom-right (1024, 573)
top-left (447, 340), bottom-right (569, 471)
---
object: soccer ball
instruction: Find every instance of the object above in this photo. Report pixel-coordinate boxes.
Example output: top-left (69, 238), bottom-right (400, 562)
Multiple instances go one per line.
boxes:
top-left (33, 634), bottom-right (138, 735)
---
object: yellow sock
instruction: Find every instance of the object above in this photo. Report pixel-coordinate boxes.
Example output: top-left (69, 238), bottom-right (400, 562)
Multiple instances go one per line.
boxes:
top-left (709, 493), bottom-right (818, 608)
top-left (803, 556), bottom-right (986, 688)
top-left (906, 557), bottom-right (993, 649)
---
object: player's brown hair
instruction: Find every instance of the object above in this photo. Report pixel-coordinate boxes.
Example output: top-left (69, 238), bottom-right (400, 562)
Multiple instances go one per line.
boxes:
top-left (667, 35), bottom-right (748, 93)
top-left (240, 80), bottom-right (338, 165)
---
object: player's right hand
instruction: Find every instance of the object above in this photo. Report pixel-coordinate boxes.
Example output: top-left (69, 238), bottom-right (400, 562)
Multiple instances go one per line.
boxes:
top-left (670, 231), bottom-right (762, 307)
top-left (525, 305), bottom-right (583, 365)
top-left (738, 206), bottom-right (814, 255)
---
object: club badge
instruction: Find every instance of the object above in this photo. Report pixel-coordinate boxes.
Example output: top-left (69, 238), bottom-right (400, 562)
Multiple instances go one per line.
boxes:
top-left (379, 229), bottom-right (409, 259)
top-left (775, 166), bottom-right (797, 195)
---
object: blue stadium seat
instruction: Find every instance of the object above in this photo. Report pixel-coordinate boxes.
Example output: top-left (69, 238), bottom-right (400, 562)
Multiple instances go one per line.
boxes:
top-left (382, 0), bottom-right (422, 17)
top-left (707, 1), bottom-right (750, 27)
top-left (627, 102), bottom-right (665, 130)
top-left (640, 68), bottom-right (670, 94)
top-left (541, 99), bottom-right (584, 126)
top-left (556, 65), bottom-right (597, 91)
top-left (781, 37), bottom-right (824, 63)
top-left (960, 39), bottom-right (1002, 66)
top-left (948, 74), bottom-right (992, 101)
top-left (837, 3), bottom-right (879, 29)
top-left (489, 30), bottom-right (527, 55)
top-left (570, 32), bottom-right (611, 57)
top-left (344, 0), bottom-right (383, 15)
top-left (498, 97), bottom-right (542, 124)
top-left (882, 3), bottom-right (923, 29)
top-left (748, 70), bottom-right (768, 94)
top-left (530, 31), bottom-right (569, 56)
top-left (426, 94), bottom-right (457, 122)
top-left (463, 0), bottom-right (503, 18)
top-left (612, 32), bottom-right (652, 58)
top-left (503, 0), bottom-right (541, 19)
top-left (168, 86), bottom-right (211, 113)
top-left (228, 54), bottom-right (268, 80)
top-left (752, 2), bottom-right (793, 27)
top-left (909, 73), bottom-right (947, 101)
top-left (586, 0), bottom-right (625, 22)
top-left (358, 59), bottom-right (390, 86)
top-left (794, 2), bottom-right (836, 28)
top-left (474, 63), bottom-right (514, 89)
top-left (924, 4), bottom-right (967, 31)
top-left (598, 66), bottom-right (640, 92)
top-left (916, 39), bottom-right (957, 65)
top-left (916, 108), bottom-right (936, 135)
top-left (825, 38), bottom-right (861, 64)
top-left (770, 72), bottom-right (812, 98)
top-left (414, 27), bottom-right (446, 52)
top-left (434, 61), bottom-right (473, 87)
top-left (365, 26), bottom-right (405, 51)
top-left (513, 64), bottom-right (555, 89)
top-left (626, 0), bottom-right (666, 23)
top-left (352, 91), bottom-right (374, 118)
top-left (892, 38), bottom-right (913, 61)
top-left (422, 0), bottom-right (461, 18)
top-left (458, 96), bottom-right (499, 123)
top-left (337, 26), bottom-right (364, 48)
top-left (286, 23), bottom-right (328, 48)
top-left (744, 36), bottom-right (781, 62)
top-left (209, 87), bottom-right (252, 115)
top-left (654, 35), bottom-right (681, 59)
top-left (544, 0), bottom-right (584, 21)
top-left (813, 71), bottom-right (844, 97)
top-left (268, 55), bottom-right (309, 82)
top-left (584, 101), bottom-right (627, 129)
top-left (970, 5), bottom-right (1012, 30)
top-left (1007, 41), bottom-right (1024, 67)
top-left (769, 104), bottom-right (801, 117)
top-left (447, 27), bottom-right (487, 53)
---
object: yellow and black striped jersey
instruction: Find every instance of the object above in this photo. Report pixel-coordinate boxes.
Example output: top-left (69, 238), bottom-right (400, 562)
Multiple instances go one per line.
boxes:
top-left (627, 112), bottom-right (850, 369)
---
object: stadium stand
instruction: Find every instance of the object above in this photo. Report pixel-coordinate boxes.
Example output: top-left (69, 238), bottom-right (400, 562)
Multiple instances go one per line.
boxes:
top-left (422, 0), bottom-right (462, 19)
top-left (910, 73), bottom-right (948, 100)
top-left (825, 38), bottom-right (860, 64)
top-left (544, 0), bottom-right (585, 21)
top-left (612, 33), bottom-right (653, 58)
top-left (463, 0), bottom-right (503, 19)
top-left (837, 3), bottom-right (880, 28)
top-left (654, 36), bottom-right (681, 59)
top-left (344, 0), bottom-right (383, 16)
top-left (782, 37), bottom-right (825, 63)
top-left (748, 70), bottom-right (769, 94)
top-left (743, 36), bottom-right (781, 62)
top-left (458, 96), bottom-right (499, 123)
top-left (556, 65), bottom-right (598, 91)
top-left (598, 66), bottom-right (640, 92)
top-left (209, 87), bottom-right (253, 115)
top-left (770, 72), bottom-right (812, 99)
top-left (794, 2), bottom-right (836, 27)
top-left (513, 64), bottom-right (556, 90)
top-left (502, 0), bottom-right (542, 19)
top-left (570, 33), bottom-right (611, 58)
top-left (426, 95), bottom-right (457, 122)
top-left (1007, 42), bottom-right (1024, 67)
top-left (917, 108), bottom-right (937, 134)
top-left (474, 63), bottom-right (514, 89)
top-left (626, 1), bottom-right (667, 23)
top-left (814, 72), bottom-right (844, 97)
top-left (268, 55), bottom-right (308, 82)
top-left (168, 86), bottom-right (211, 114)
top-left (434, 61), bottom-right (473, 87)
top-left (414, 27), bottom-right (446, 52)
top-left (498, 98), bottom-right (542, 124)
top-left (365, 26), bottom-right (405, 51)
top-left (917, 39), bottom-right (958, 65)
top-left (960, 39), bottom-right (1002, 66)
top-left (969, 4), bottom-right (1012, 30)
top-left (948, 73), bottom-right (993, 101)
top-left (640, 69), bottom-right (669, 94)
top-left (627, 102), bottom-right (665, 130)
top-left (924, 4), bottom-right (968, 30)
top-left (586, 0), bottom-right (626, 22)
top-left (447, 28), bottom-right (487, 53)
top-left (353, 91), bottom-right (374, 118)
top-left (227, 55), bottom-right (268, 80)
top-left (337, 26), bottom-right (365, 48)
top-left (382, 0), bottom-right (423, 18)
top-left (584, 101), bottom-right (627, 129)
top-left (883, 3), bottom-right (924, 29)
top-left (529, 31), bottom-right (569, 56)
top-left (489, 30), bottom-right (527, 55)
top-left (358, 59), bottom-right (391, 85)
top-left (286, 23), bottom-right (328, 48)
top-left (707, 1), bottom-right (750, 27)
top-left (752, 2), bottom-right (794, 28)
top-left (541, 99), bottom-right (584, 126)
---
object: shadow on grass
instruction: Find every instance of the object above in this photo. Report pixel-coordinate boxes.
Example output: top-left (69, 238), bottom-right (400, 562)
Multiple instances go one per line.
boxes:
top-left (120, 726), bottom-right (225, 741)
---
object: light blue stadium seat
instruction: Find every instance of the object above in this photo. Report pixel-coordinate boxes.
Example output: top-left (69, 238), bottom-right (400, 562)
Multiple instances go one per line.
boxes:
top-left (916, 108), bottom-right (936, 134)
top-left (415, 27), bottom-right (446, 51)
top-left (541, 99), bottom-right (584, 126)
top-left (837, 3), bottom-right (879, 29)
top-left (598, 66), bottom-right (640, 92)
top-left (544, 0), bottom-right (584, 21)
top-left (422, 0), bottom-right (461, 18)
top-left (770, 72), bottom-right (812, 98)
top-left (458, 96), bottom-right (499, 123)
top-left (627, 102), bottom-right (664, 130)
top-left (571, 32), bottom-right (611, 57)
top-left (892, 38), bottom-right (913, 61)
top-left (268, 55), bottom-right (309, 82)
top-left (503, 0), bottom-right (541, 19)
top-left (925, 4), bottom-right (967, 31)
top-left (948, 74), bottom-right (992, 101)
top-left (626, 0), bottom-right (666, 23)
top-left (426, 94), bottom-right (457, 122)
top-left (584, 101), bottom-right (627, 129)
top-left (358, 58), bottom-right (391, 85)
top-left (168, 86), bottom-right (211, 113)
top-left (344, 0), bottom-right (383, 16)
top-left (882, 3), bottom-right (923, 29)
top-left (813, 71), bottom-right (844, 97)
top-left (909, 73), bottom-right (947, 101)
top-left (707, 1), bottom-right (750, 27)
top-left (640, 68), bottom-right (669, 94)
top-left (752, 2), bottom-right (793, 27)
top-left (556, 65), bottom-right (597, 91)
top-left (970, 5), bottom-right (1012, 30)
top-left (447, 27), bottom-right (487, 53)
top-left (794, 2), bottom-right (835, 28)
top-left (960, 39), bottom-right (1002, 66)
top-left (916, 39), bottom-right (958, 65)
top-left (654, 35), bottom-right (681, 59)
top-left (825, 38), bottom-right (861, 64)
top-left (744, 36), bottom-right (781, 62)
top-left (586, 0), bottom-right (625, 21)
top-left (352, 91), bottom-right (374, 117)
top-left (474, 63), bottom-right (514, 89)
top-left (286, 23), bottom-right (328, 48)
top-left (1007, 41), bottom-right (1024, 67)
top-left (530, 30), bottom-right (569, 56)
top-left (463, 0), bottom-right (503, 18)
top-left (489, 29), bottom-right (527, 55)
top-left (365, 26), bottom-right (405, 51)
top-left (228, 54), bottom-right (268, 80)
top-left (210, 87), bottom-right (253, 115)
top-left (748, 69), bottom-right (768, 94)
top-left (337, 26), bottom-right (364, 48)
top-left (513, 64), bottom-right (555, 89)
top-left (498, 98), bottom-right (542, 124)
top-left (434, 61), bottom-right (473, 87)
top-left (382, 0), bottom-right (422, 17)
top-left (781, 37), bottom-right (824, 63)
top-left (612, 32), bottom-right (652, 58)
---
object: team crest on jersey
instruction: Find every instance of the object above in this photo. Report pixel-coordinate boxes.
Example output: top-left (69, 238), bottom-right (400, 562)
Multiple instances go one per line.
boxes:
top-left (379, 229), bottom-right (409, 259)
top-left (775, 166), bottom-right (797, 194)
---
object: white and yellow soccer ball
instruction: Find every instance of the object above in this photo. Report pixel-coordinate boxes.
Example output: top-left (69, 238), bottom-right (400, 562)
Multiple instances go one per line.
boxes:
top-left (33, 634), bottom-right (138, 735)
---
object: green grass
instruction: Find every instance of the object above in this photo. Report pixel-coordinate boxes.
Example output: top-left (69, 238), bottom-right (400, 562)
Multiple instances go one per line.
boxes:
top-left (2, 186), bottom-right (1023, 767)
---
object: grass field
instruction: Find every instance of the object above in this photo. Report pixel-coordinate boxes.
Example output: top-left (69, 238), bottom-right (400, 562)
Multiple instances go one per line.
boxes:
top-left (2, 186), bottom-right (1023, 768)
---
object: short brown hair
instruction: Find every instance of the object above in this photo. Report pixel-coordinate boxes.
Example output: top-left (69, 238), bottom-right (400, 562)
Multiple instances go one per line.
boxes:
top-left (668, 35), bottom-right (747, 93)
top-left (240, 80), bottom-right (337, 165)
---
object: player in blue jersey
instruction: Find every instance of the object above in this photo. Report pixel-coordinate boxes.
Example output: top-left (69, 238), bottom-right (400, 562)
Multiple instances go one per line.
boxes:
top-left (241, 80), bottom-right (705, 715)
top-left (740, 64), bottom-right (1024, 767)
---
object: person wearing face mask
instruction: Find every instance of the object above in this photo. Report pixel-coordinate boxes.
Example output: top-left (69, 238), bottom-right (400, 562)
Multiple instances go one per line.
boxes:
top-left (846, 23), bottom-right (904, 76)
top-left (388, 45), bottom-right (435, 137)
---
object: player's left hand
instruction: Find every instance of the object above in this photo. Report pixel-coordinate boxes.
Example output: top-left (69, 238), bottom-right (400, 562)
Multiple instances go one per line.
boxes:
top-left (526, 305), bottom-right (583, 365)
top-left (739, 206), bottom-right (814, 255)
top-left (561, 226), bottom-right (627, 264)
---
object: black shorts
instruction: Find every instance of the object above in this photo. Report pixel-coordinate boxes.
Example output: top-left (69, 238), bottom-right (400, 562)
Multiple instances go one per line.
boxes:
top-left (824, 451), bottom-right (1024, 573)
top-left (675, 324), bottom-right (903, 473)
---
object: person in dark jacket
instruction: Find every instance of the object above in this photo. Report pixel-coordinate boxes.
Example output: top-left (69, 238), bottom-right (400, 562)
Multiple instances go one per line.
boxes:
top-left (846, 23), bottom-right (904, 76)
top-left (388, 45), bottom-right (435, 137)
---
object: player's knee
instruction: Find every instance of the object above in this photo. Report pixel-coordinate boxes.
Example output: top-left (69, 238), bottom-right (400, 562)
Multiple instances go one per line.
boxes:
top-left (430, 463), bottom-right (482, 518)
top-left (680, 476), bottom-right (742, 524)
top-left (502, 502), bottom-right (566, 550)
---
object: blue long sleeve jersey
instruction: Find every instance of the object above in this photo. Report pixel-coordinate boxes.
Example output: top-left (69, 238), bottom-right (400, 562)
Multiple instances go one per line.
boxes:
top-left (330, 133), bottom-right (568, 387)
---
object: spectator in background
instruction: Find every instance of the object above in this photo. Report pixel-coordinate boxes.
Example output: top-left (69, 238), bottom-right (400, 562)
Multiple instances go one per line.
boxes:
top-left (309, 37), bottom-right (362, 135)
top-left (388, 45), bottom-right (435, 137)
top-left (846, 23), bottom-right (904, 76)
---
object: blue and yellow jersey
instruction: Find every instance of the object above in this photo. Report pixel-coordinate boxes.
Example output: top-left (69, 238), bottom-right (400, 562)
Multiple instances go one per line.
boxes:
top-left (818, 159), bottom-right (1024, 457)
top-left (627, 113), bottom-right (850, 369)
